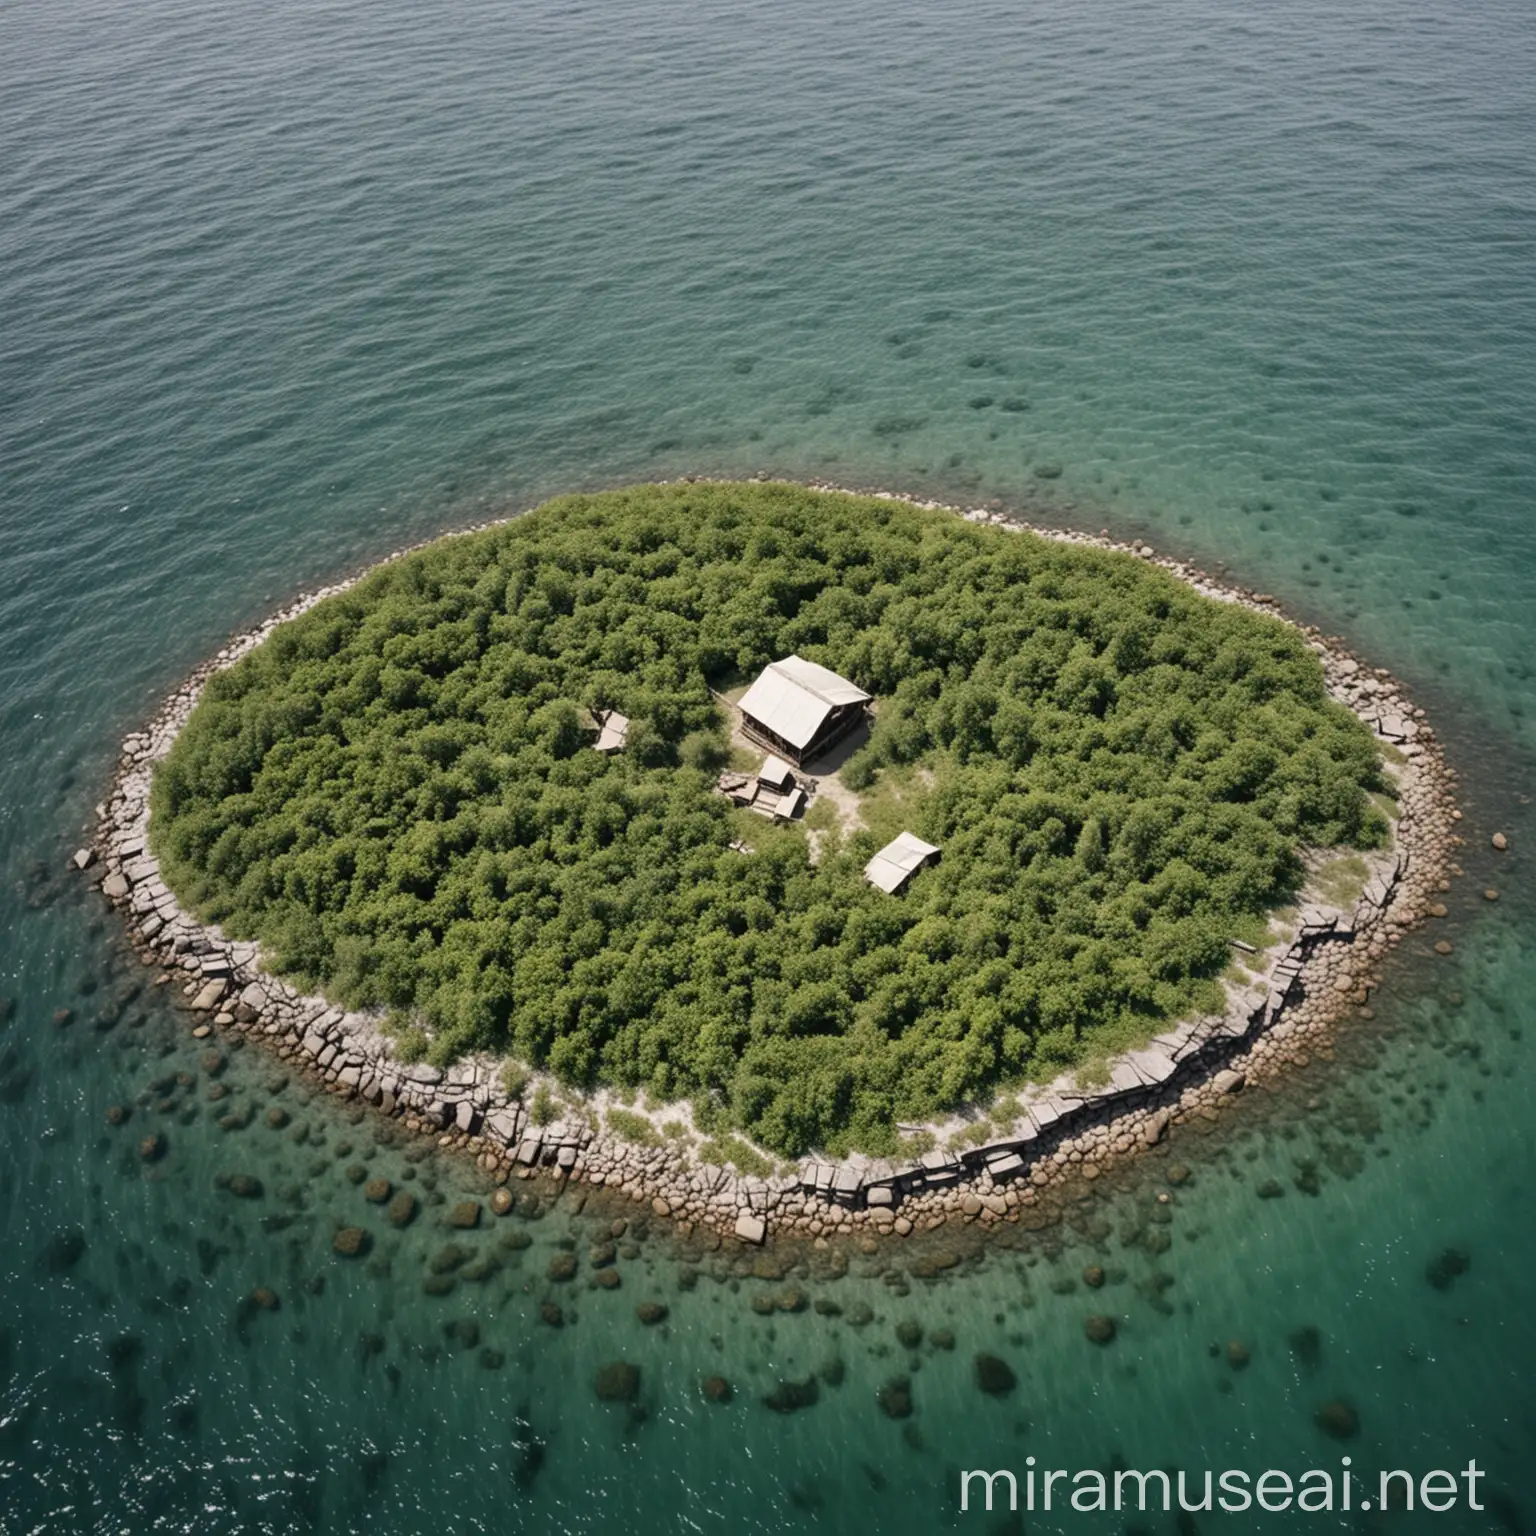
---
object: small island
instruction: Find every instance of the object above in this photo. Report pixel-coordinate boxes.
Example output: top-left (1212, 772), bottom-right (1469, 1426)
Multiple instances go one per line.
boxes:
top-left (93, 481), bottom-right (1454, 1240)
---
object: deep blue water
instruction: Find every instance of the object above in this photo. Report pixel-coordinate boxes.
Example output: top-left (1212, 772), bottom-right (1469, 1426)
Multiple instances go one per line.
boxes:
top-left (2, 0), bottom-right (1533, 1531)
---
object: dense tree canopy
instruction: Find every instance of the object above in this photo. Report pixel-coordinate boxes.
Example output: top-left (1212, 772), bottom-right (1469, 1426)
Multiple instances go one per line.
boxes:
top-left (151, 483), bottom-right (1385, 1155)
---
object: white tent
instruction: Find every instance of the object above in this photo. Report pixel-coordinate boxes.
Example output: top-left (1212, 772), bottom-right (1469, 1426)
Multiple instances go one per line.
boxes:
top-left (593, 710), bottom-right (630, 753)
top-left (864, 832), bottom-right (940, 894)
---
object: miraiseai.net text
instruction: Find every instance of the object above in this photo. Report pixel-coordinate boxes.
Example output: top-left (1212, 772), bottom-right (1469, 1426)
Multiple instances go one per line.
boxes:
top-left (960, 1459), bottom-right (1486, 1515)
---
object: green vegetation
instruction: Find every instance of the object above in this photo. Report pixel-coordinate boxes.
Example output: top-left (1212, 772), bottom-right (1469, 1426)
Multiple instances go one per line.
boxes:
top-left (696, 1133), bottom-right (776, 1179)
top-left (150, 482), bottom-right (1386, 1155)
top-left (604, 1107), bottom-right (662, 1147)
top-left (529, 1085), bottom-right (557, 1127)
top-left (1312, 852), bottom-right (1371, 910)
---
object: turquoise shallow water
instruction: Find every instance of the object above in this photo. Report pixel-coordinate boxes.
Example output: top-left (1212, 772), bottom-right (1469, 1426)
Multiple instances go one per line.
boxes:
top-left (2, 0), bottom-right (1534, 1531)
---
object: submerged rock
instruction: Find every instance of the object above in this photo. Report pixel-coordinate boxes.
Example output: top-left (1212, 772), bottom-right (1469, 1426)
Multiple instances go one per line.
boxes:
top-left (1084, 1315), bottom-right (1117, 1345)
top-left (1425, 1247), bottom-right (1470, 1291)
top-left (895, 1319), bottom-right (923, 1349)
top-left (106, 1335), bottom-right (143, 1373)
top-left (594, 1362), bottom-right (640, 1403)
top-left (250, 1287), bottom-right (280, 1311)
top-left (386, 1191), bottom-right (417, 1228)
top-left (1227, 1339), bottom-right (1251, 1371)
top-left (1315, 1400), bottom-right (1360, 1440)
top-left (975, 1354), bottom-right (1017, 1395)
top-left (139, 1133), bottom-right (166, 1162)
top-left (226, 1174), bottom-right (263, 1199)
top-left (448, 1201), bottom-right (481, 1230)
top-left (763, 1377), bottom-right (819, 1414)
top-left (445, 1319), bottom-right (480, 1351)
top-left (332, 1227), bottom-right (370, 1258)
top-left (462, 1254), bottom-right (502, 1284)
top-left (40, 1228), bottom-right (87, 1273)
top-left (909, 1247), bottom-right (961, 1280)
top-left (547, 1252), bottom-right (577, 1283)
top-left (510, 1409), bottom-right (545, 1485)
top-left (877, 1376), bottom-right (913, 1419)
top-left (429, 1244), bottom-right (471, 1276)
top-left (1082, 1265), bottom-right (1105, 1288)
top-left (1288, 1326), bottom-right (1323, 1373)
top-left (701, 1375), bottom-right (733, 1404)
top-left (364, 1178), bottom-right (392, 1204)
top-left (636, 1302), bottom-right (668, 1326)
top-left (539, 1302), bottom-right (564, 1328)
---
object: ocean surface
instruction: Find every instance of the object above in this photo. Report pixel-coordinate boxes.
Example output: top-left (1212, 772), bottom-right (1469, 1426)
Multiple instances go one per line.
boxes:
top-left (2, 0), bottom-right (1533, 1531)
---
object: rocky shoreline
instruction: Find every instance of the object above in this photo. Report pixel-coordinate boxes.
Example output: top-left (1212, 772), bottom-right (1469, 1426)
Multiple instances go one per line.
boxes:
top-left (84, 482), bottom-right (1463, 1247)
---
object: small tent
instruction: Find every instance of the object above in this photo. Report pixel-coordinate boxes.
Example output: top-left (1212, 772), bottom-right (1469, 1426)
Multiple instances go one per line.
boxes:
top-left (864, 832), bottom-right (940, 894)
top-left (593, 710), bottom-right (630, 753)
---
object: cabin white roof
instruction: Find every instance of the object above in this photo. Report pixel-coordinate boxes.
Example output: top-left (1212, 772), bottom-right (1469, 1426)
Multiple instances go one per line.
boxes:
top-left (864, 832), bottom-right (940, 894)
top-left (737, 656), bottom-right (871, 751)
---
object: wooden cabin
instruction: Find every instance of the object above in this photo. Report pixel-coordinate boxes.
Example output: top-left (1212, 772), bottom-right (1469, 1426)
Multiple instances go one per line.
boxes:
top-left (737, 656), bottom-right (870, 767)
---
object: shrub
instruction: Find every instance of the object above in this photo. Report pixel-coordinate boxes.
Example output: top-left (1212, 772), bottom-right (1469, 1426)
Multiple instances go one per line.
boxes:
top-left (605, 1107), bottom-right (661, 1146)
top-left (530, 1086), bottom-right (557, 1127)
top-left (678, 730), bottom-right (728, 772)
top-left (696, 1134), bottom-right (775, 1179)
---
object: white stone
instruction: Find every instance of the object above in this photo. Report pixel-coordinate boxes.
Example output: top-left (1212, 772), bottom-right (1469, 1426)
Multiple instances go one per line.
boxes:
top-left (191, 981), bottom-right (225, 1011)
